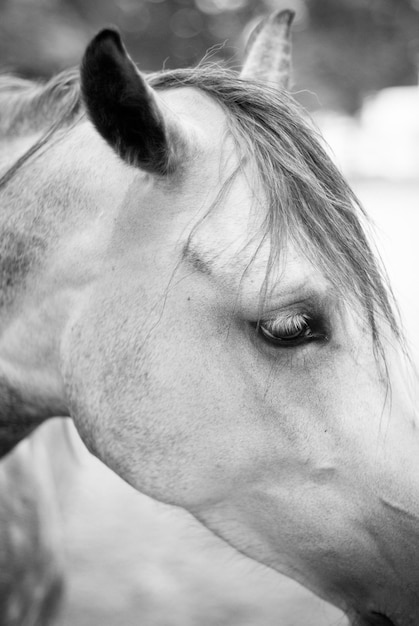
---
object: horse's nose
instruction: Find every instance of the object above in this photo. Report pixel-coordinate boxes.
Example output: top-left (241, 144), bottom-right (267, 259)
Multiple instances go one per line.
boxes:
top-left (364, 612), bottom-right (396, 626)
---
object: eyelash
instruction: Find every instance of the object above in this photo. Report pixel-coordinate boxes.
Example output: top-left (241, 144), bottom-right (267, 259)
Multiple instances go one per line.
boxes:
top-left (254, 312), bottom-right (328, 348)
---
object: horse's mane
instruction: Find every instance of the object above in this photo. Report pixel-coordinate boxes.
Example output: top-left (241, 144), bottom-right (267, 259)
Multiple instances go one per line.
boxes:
top-left (0, 64), bottom-right (402, 350)
top-left (0, 69), bottom-right (81, 138)
top-left (0, 69), bottom-right (81, 187)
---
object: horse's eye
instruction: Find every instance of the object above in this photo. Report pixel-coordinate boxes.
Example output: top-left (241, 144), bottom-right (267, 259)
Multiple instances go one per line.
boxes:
top-left (256, 313), bottom-right (326, 348)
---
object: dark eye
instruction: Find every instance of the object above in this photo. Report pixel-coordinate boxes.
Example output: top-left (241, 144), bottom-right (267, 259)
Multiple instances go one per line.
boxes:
top-left (256, 313), bottom-right (327, 348)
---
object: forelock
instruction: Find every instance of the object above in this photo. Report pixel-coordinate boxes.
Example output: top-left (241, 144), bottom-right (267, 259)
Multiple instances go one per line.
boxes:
top-left (150, 66), bottom-right (401, 349)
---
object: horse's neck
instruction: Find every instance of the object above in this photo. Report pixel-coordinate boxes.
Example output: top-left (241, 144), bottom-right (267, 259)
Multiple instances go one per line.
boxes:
top-left (0, 123), bottom-right (132, 454)
top-left (0, 128), bottom-right (83, 451)
top-left (0, 132), bottom-right (52, 317)
top-left (0, 123), bottom-right (102, 310)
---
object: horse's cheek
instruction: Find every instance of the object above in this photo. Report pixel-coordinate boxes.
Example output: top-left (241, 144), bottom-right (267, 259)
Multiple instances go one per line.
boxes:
top-left (59, 293), bottom-right (260, 508)
top-left (58, 294), bottom-right (193, 503)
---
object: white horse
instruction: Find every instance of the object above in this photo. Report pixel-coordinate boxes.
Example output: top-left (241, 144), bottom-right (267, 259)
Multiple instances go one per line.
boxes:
top-left (0, 11), bottom-right (417, 625)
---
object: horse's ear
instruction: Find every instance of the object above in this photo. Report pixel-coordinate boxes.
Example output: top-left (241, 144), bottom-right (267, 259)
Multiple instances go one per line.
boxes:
top-left (81, 29), bottom-right (181, 175)
top-left (240, 10), bottom-right (294, 90)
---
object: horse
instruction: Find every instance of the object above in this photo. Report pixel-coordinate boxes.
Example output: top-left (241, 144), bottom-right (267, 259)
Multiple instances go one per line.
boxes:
top-left (0, 9), bottom-right (418, 625)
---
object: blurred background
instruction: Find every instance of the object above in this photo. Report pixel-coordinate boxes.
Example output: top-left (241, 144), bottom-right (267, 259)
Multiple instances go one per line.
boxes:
top-left (1, 1), bottom-right (419, 625)
top-left (1, 0), bottom-right (419, 112)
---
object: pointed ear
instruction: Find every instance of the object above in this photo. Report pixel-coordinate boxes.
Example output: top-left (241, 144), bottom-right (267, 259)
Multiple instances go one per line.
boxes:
top-left (80, 29), bottom-right (182, 175)
top-left (240, 10), bottom-right (294, 90)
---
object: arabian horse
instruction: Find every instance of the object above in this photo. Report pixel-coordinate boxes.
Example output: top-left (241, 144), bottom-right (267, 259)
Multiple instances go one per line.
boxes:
top-left (0, 10), bottom-right (418, 626)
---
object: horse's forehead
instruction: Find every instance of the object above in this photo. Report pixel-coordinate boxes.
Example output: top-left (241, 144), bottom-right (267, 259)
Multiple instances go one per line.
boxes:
top-left (186, 201), bottom-right (330, 312)
top-left (157, 85), bottom-right (240, 169)
top-left (73, 86), bottom-right (328, 303)
top-left (157, 86), bottom-right (229, 138)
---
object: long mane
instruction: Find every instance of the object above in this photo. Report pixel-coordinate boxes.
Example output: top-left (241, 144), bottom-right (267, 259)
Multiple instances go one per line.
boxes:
top-left (0, 64), bottom-right (401, 348)
top-left (0, 70), bottom-right (80, 138)
top-left (0, 69), bottom-right (81, 186)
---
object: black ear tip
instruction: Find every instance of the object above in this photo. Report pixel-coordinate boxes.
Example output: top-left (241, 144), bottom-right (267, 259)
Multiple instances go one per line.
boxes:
top-left (84, 28), bottom-right (125, 62)
top-left (94, 28), bottom-right (123, 49)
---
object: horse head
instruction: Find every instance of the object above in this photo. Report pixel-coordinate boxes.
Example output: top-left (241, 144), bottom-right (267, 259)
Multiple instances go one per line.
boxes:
top-left (1, 10), bottom-right (418, 626)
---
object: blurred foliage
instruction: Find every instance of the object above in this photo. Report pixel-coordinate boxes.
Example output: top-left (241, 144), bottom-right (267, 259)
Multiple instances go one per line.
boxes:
top-left (0, 0), bottom-right (418, 112)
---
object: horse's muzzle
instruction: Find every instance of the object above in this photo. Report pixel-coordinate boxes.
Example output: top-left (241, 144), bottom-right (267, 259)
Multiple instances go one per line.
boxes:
top-left (364, 612), bottom-right (396, 626)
